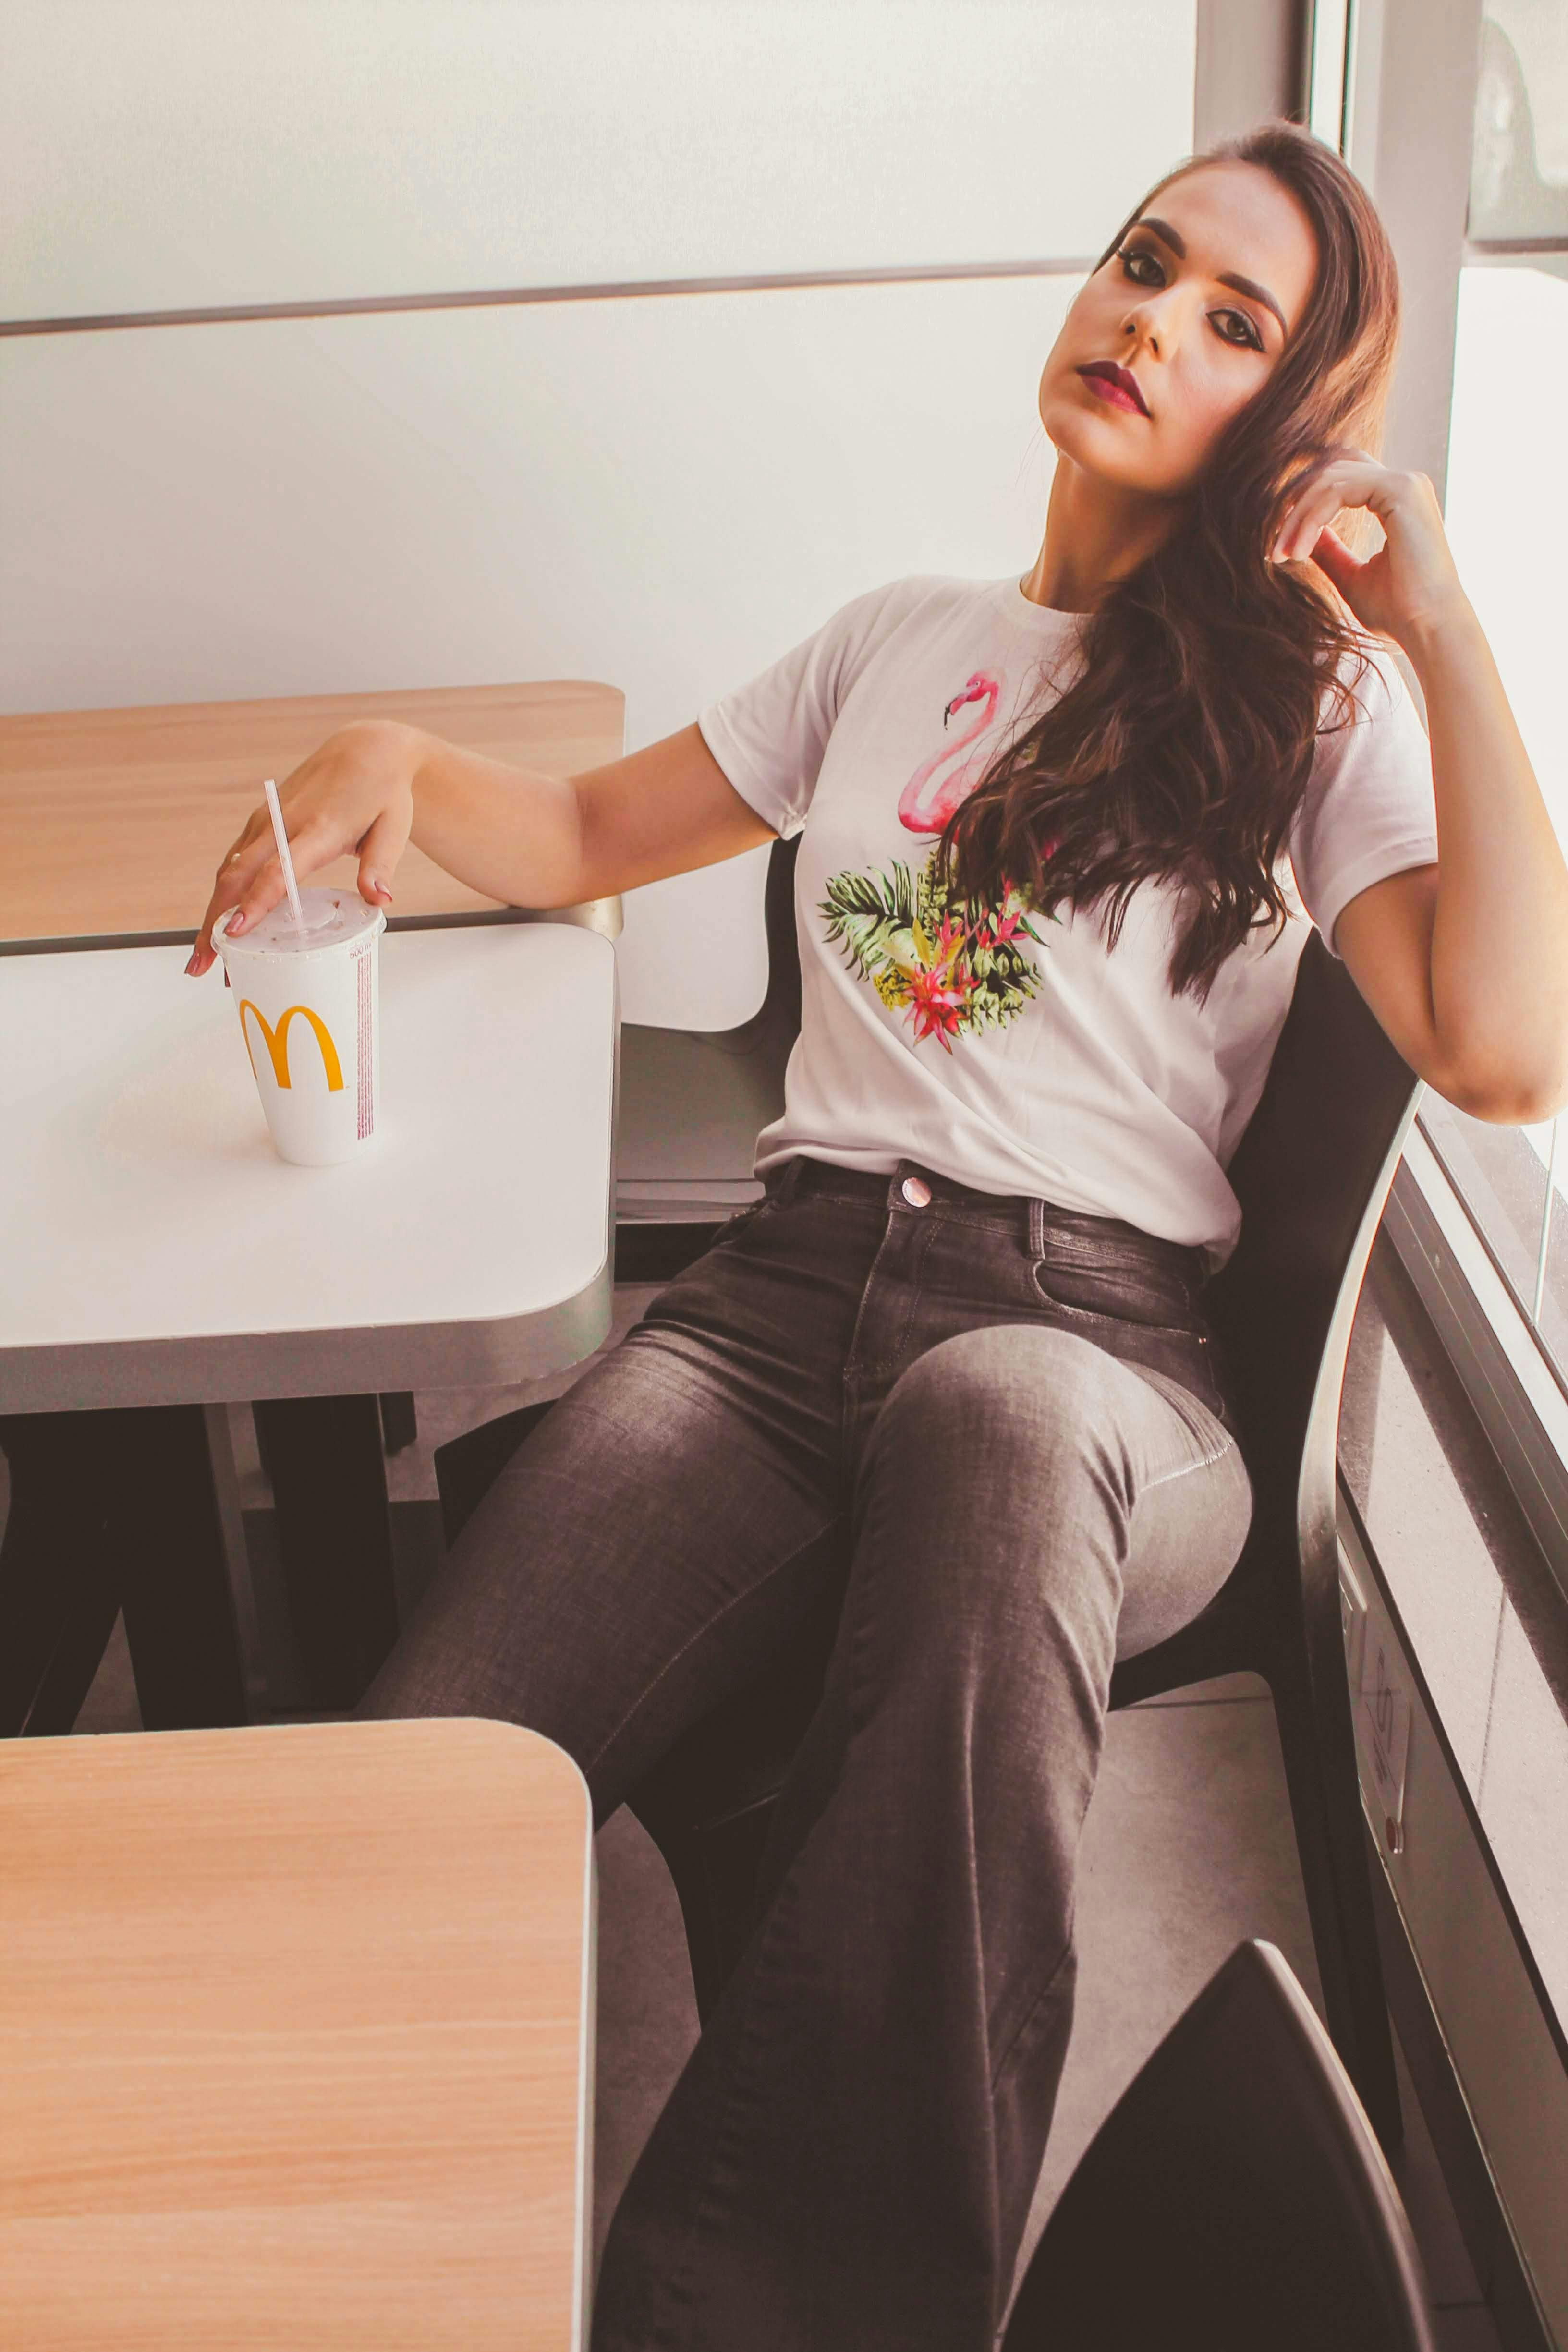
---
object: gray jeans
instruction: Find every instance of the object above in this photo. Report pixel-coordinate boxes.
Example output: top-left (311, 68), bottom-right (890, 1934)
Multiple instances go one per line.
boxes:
top-left (359, 1153), bottom-right (1254, 2351)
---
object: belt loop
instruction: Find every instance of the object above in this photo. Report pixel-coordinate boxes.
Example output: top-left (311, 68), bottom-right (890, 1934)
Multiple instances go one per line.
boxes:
top-left (1028, 1195), bottom-right (1044, 1258)
top-left (777, 1156), bottom-right (804, 1205)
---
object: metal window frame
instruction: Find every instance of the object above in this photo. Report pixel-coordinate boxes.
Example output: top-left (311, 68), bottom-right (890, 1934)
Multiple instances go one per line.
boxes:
top-left (1193, 0), bottom-right (1313, 146)
top-left (1343, 0), bottom-right (1485, 505)
top-left (0, 256), bottom-right (1112, 341)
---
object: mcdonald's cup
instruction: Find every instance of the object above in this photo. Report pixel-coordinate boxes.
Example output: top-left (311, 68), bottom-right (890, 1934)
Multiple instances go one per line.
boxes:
top-left (216, 888), bottom-right (386, 1165)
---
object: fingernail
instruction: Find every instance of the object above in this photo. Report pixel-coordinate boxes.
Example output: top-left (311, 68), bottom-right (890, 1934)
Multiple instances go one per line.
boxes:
top-left (228, 910), bottom-right (247, 934)
top-left (369, 878), bottom-right (393, 903)
top-left (184, 950), bottom-right (200, 975)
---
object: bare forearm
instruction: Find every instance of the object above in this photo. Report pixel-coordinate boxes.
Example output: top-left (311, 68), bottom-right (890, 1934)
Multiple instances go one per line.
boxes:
top-left (402, 725), bottom-right (586, 909)
top-left (1407, 600), bottom-right (1568, 1119)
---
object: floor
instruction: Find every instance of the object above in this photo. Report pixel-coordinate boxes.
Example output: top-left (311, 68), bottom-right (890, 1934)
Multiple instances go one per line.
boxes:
top-left (47, 1277), bottom-right (1501, 2346)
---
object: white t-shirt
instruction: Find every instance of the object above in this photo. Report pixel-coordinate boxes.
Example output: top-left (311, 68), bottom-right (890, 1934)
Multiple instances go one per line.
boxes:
top-left (698, 572), bottom-right (1439, 1273)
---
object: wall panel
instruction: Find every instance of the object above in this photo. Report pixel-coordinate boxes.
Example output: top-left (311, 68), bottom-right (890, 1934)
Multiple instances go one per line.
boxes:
top-left (4, 0), bottom-right (1195, 323)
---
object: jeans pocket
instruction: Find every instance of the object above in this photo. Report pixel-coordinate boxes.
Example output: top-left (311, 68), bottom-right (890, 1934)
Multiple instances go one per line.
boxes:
top-left (1030, 1240), bottom-right (1198, 1329)
top-left (710, 1195), bottom-right (775, 1249)
top-left (1028, 1248), bottom-right (1228, 1421)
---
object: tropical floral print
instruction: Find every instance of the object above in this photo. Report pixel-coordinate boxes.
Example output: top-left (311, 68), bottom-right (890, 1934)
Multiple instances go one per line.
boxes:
top-left (819, 667), bottom-right (1057, 1054)
top-left (820, 847), bottom-right (1053, 1052)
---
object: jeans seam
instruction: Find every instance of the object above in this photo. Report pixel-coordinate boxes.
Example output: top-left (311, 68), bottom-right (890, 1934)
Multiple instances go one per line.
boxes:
top-left (989, 1928), bottom-right (1077, 2093)
top-left (580, 1512), bottom-right (842, 1782)
top-left (1142, 1428), bottom-right (1234, 1491)
top-left (840, 1200), bottom-right (927, 1381)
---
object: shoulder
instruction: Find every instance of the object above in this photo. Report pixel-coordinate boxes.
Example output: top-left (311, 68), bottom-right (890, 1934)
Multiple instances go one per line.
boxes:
top-left (801, 571), bottom-right (992, 690)
top-left (829, 570), bottom-right (1024, 669)
top-left (827, 571), bottom-right (992, 635)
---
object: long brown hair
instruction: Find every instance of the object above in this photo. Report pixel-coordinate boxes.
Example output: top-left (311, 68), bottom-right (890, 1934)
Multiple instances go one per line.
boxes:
top-left (936, 119), bottom-right (1401, 1004)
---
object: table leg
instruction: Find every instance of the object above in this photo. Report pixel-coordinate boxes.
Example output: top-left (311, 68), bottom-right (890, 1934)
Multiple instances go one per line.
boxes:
top-left (0, 1406), bottom-right (251, 1735)
top-left (0, 1413), bottom-right (122, 1736)
top-left (250, 1395), bottom-right (399, 1710)
top-left (111, 1405), bottom-right (252, 1731)
top-left (379, 1391), bottom-right (419, 1455)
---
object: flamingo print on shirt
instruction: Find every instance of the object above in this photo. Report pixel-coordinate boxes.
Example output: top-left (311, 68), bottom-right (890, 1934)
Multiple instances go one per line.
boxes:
top-left (820, 669), bottom-right (1057, 1053)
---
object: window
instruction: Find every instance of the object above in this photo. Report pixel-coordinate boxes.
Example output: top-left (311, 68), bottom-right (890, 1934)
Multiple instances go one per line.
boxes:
top-left (1321, 5), bottom-right (1568, 2318)
top-left (1419, 6), bottom-right (1568, 1393)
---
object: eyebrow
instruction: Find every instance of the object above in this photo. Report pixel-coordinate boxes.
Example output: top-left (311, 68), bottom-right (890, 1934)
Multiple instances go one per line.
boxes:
top-left (1133, 216), bottom-right (1289, 340)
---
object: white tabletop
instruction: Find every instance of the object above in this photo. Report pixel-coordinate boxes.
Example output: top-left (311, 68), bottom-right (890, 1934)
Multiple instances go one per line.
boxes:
top-left (0, 923), bottom-right (618, 1412)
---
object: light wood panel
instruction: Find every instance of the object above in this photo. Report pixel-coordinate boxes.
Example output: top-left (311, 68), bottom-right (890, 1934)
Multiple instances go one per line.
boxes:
top-left (0, 678), bottom-right (624, 942)
top-left (0, 1717), bottom-right (594, 2349)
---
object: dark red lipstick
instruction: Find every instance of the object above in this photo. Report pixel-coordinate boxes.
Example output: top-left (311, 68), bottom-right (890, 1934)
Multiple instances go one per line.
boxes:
top-left (1076, 361), bottom-right (1150, 417)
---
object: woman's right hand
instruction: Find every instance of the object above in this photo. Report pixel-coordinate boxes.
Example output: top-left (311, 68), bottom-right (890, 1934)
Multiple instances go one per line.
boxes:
top-left (185, 719), bottom-right (422, 977)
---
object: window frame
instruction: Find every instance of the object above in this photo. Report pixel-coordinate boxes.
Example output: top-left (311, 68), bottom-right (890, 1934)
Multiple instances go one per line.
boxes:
top-left (1190, 7), bottom-right (1568, 2334)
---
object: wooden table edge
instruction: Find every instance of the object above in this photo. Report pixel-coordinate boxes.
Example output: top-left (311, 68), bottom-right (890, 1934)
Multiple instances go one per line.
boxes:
top-left (0, 678), bottom-right (627, 733)
top-left (1, 1716), bottom-right (599, 2351)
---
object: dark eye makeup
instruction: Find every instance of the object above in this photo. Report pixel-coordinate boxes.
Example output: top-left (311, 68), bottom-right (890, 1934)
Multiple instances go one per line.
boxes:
top-left (1113, 242), bottom-right (1266, 353)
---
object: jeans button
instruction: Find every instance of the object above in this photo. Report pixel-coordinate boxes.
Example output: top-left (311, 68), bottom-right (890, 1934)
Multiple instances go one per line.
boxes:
top-left (901, 1176), bottom-right (933, 1208)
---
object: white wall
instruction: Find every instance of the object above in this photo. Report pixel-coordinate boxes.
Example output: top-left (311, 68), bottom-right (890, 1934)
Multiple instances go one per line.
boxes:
top-left (2, 0), bottom-right (1196, 1028)
top-left (4, 0), bottom-right (1194, 317)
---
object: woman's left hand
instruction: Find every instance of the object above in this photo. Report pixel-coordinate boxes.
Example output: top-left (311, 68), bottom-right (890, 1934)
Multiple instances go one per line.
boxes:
top-left (1271, 448), bottom-right (1471, 650)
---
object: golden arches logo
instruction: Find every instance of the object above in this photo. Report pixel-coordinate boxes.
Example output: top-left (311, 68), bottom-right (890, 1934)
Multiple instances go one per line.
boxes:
top-left (237, 1000), bottom-right (344, 1092)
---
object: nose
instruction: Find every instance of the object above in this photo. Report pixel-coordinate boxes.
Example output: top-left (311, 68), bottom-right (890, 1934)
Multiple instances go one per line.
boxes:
top-left (1120, 300), bottom-right (1163, 358)
top-left (1120, 273), bottom-right (1201, 361)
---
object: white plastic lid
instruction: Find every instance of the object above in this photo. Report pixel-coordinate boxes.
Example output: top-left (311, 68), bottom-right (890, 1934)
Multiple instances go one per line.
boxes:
top-left (220, 885), bottom-right (384, 956)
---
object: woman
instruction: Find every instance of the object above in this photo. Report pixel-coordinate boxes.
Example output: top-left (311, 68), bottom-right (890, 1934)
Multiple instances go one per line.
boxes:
top-left (189, 121), bottom-right (1568, 2352)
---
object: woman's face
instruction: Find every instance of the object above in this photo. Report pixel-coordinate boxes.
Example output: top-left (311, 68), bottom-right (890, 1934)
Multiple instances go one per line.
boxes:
top-left (1037, 160), bottom-right (1319, 500)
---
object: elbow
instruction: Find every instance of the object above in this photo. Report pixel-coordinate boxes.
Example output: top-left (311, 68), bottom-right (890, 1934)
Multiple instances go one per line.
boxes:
top-left (1436, 1060), bottom-right (1568, 1127)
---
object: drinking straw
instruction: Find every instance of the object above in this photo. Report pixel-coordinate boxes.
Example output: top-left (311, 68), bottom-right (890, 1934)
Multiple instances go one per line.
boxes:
top-left (262, 777), bottom-right (305, 934)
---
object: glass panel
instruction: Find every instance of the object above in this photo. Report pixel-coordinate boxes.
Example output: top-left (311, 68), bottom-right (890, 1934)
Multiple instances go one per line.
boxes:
top-left (1308, 0), bottom-right (1352, 153)
top-left (1342, 1243), bottom-right (1568, 2037)
top-left (2, 0), bottom-right (1195, 320)
top-left (1416, 1098), bottom-right (1568, 1392)
top-left (1469, 4), bottom-right (1568, 241)
top-left (1429, 250), bottom-right (1568, 1371)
